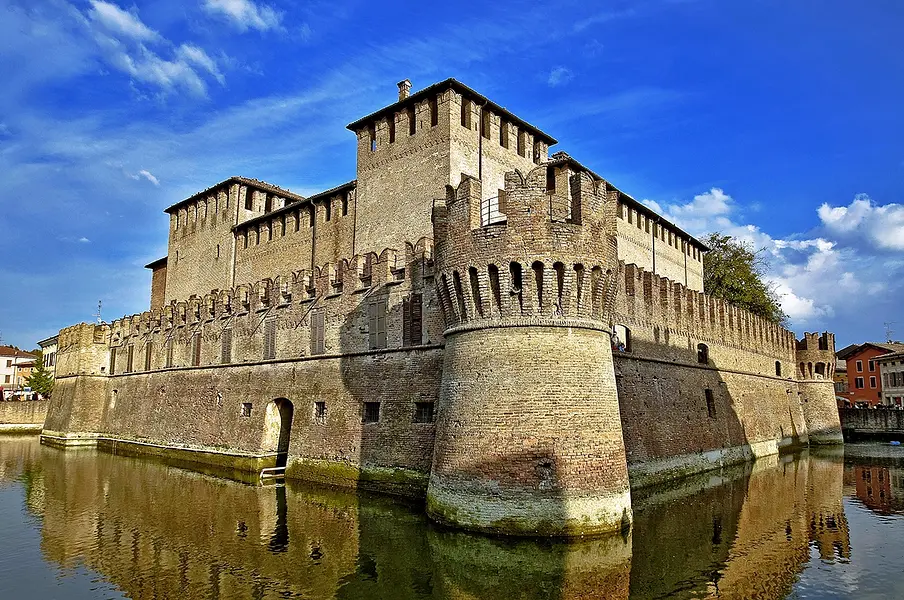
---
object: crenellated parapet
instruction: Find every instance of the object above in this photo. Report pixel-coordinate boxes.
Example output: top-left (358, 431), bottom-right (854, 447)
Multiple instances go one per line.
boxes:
top-left (795, 332), bottom-right (842, 445)
top-left (431, 163), bottom-right (620, 332)
top-left (616, 262), bottom-right (798, 362)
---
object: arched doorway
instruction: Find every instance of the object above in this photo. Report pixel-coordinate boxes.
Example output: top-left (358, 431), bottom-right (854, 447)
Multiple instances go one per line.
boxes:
top-left (263, 398), bottom-right (294, 469)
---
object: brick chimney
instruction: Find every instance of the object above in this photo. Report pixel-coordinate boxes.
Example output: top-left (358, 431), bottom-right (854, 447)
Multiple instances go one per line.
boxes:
top-left (397, 79), bottom-right (411, 101)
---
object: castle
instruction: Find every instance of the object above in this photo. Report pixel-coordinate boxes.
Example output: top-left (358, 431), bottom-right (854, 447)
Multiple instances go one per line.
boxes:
top-left (41, 79), bottom-right (842, 537)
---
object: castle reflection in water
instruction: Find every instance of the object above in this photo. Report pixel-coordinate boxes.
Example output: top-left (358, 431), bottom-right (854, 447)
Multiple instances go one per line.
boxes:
top-left (1, 437), bottom-right (888, 600)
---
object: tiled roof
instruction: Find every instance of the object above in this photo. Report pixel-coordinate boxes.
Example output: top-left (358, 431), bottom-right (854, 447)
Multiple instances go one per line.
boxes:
top-left (0, 346), bottom-right (36, 358)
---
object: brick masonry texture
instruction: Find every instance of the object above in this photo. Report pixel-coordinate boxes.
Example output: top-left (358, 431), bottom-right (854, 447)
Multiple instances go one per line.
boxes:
top-left (40, 78), bottom-right (841, 537)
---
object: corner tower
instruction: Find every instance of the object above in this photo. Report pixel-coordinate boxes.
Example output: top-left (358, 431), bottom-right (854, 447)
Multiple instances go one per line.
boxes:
top-left (796, 332), bottom-right (843, 444)
top-left (347, 79), bottom-right (556, 255)
top-left (427, 162), bottom-right (632, 536)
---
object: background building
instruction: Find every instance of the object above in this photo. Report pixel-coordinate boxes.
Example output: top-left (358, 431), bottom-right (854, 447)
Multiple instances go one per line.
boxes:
top-left (878, 350), bottom-right (904, 407)
top-left (837, 342), bottom-right (904, 406)
top-left (0, 346), bottom-right (36, 397)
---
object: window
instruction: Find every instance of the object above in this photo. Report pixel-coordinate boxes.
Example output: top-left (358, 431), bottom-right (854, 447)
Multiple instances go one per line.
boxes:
top-left (221, 328), bottom-right (232, 364)
top-left (165, 339), bottom-right (173, 368)
top-left (314, 401), bottom-right (326, 424)
top-left (546, 166), bottom-right (556, 192)
top-left (705, 389), bottom-right (716, 419)
top-left (191, 335), bottom-right (201, 366)
top-left (499, 119), bottom-right (509, 148)
top-left (363, 402), bottom-right (380, 424)
top-left (245, 189), bottom-right (253, 210)
top-left (481, 108), bottom-right (490, 139)
top-left (429, 96), bottom-right (438, 127)
top-left (126, 345), bottom-right (134, 373)
top-left (265, 195), bottom-right (273, 213)
top-left (324, 201), bottom-right (331, 222)
top-left (533, 140), bottom-right (541, 164)
top-left (263, 320), bottom-right (277, 360)
top-left (5, 360), bottom-right (10, 368)
top-left (870, 376), bottom-right (877, 388)
top-left (868, 360), bottom-right (876, 371)
top-left (516, 129), bottom-right (524, 156)
top-left (368, 123), bottom-right (376, 152)
top-left (241, 403), bottom-right (252, 418)
top-left (342, 194), bottom-right (349, 216)
top-left (855, 377), bottom-right (865, 389)
top-left (368, 298), bottom-right (387, 350)
top-left (145, 342), bottom-right (153, 371)
top-left (407, 106), bottom-right (416, 135)
top-left (613, 324), bottom-right (631, 352)
top-left (775, 361), bottom-right (782, 377)
top-left (403, 293), bottom-right (423, 346)
top-left (387, 114), bottom-right (395, 143)
top-left (697, 343), bottom-right (709, 365)
top-left (414, 402), bottom-right (434, 423)
top-left (311, 310), bottom-right (325, 355)
top-left (856, 360), bottom-right (863, 372)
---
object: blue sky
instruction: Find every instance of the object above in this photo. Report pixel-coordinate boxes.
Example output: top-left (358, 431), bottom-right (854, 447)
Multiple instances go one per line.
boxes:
top-left (1, 0), bottom-right (902, 349)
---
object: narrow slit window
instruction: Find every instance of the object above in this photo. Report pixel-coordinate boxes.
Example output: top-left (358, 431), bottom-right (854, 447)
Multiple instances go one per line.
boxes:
top-left (368, 124), bottom-right (376, 152)
top-left (314, 401), bottom-right (326, 424)
top-left (546, 166), bottom-right (556, 192)
top-left (499, 119), bottom-right (509, 148)
top-left (221, 328), bottom-right (232, 364)
top-left (469, 266), bottom-right (483, 317)
top-left (488, 264), bottom-right (502, 314)
top-left (516, 129), bottom-right (524, 156)
top-left (324, 201), bottom-right (331, 222)
top-left (126, 345), bottom-right (134, 373)
top-left (245, 189), bottom-right (253, 210)
top-left (144, 342), bottom-right (153, 371)
top-left (775, 361), bottom-right (782, 377)
top-left (263, 320), bottom-right (277, 360)
top-left (532, 261), bottom-right (544, 309)
top-left (429, 96), bottom-right (438, 127)
top-left (510, 262), bottom-right (523, 311)
top-left (705, 389), bottom-right (716, 419)
top-left (191, 335), bottom-right (201, 366)
top-left (342, 194), bottom-right (349, 216)
top-left (452, 271), bottom-right (467, 321)
top-left (311, 310), bottom-right (325, 355)
top-left (407, 106), bottom-right (416, 135)
top-left (460, 98), bottom-right (471, 128)
top-left (481, 108), bottom-right (490, 139)
top-left (387, 115), bottom-right (395, 143)
top-left (402, 293), bottom-right (423, 346)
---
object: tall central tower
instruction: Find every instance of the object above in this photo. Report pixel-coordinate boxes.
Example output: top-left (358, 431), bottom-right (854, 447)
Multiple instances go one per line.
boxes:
top-left (427, 162), bottom-right (632, 536)
top-left (346, 79), bottom-right (556, 255)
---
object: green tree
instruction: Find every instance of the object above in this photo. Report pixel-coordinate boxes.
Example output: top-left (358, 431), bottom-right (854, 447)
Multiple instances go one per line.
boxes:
top-left (702, 233), bottom-right (788, 326)
top-left (25, 350), bottom-right (54, 399)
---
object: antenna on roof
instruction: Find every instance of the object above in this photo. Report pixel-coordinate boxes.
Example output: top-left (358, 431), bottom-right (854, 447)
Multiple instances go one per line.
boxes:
top-left (94, 300), bottom-right (103, 324)
top-left (885, 321), bottom-right (896, 344)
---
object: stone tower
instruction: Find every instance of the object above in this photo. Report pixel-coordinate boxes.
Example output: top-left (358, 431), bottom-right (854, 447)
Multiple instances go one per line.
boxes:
top-left (427, 160), bottom-right (632, 536)
top-left (796, 332), bottom-right (843, 444)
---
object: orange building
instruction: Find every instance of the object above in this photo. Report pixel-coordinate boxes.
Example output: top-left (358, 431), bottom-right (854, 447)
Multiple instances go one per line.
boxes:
top-left (837, 342), bottom-right (904, 406)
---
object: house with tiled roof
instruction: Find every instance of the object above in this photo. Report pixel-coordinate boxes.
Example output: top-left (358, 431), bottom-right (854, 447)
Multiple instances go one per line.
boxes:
top-left (837, 342), bottom-right (904, 406)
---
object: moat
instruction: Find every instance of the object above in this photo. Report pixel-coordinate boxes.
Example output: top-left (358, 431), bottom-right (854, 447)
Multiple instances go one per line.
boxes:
top-left (1, 436), bottom-right (902, 599)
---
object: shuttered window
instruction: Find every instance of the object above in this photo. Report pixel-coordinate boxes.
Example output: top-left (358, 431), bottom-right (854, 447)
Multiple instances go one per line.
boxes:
top-left (221, 328), bottom-right (232, 364)
top-left (368, 299), bottom-right (387, 350)
top-left (110, 347), bottom-right (117, 375)
top-left (311, 310), bottom-right (325, 355)
top-left (191, 335), bottom-right (201, 366)
top-left (126, 345), bottom-right (134, 373)
top-left (402, 293), bottom-right (422, 346)
top-left (263, 320), bottom-right (277, 360)
top-left (165, 339), bottom-right (173, 368)
top-left (144, 342), bottom-right (153, 371)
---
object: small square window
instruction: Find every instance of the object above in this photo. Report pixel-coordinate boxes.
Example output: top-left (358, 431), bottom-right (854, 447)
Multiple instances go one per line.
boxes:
top-left (363, 402), bottom-right (380, 424)
top-left (414, 402), bottom-right (434, 423)
top-left (241, 403), bottom-right (252, 418)
top-left (314, 401), bottom-right (326, 424)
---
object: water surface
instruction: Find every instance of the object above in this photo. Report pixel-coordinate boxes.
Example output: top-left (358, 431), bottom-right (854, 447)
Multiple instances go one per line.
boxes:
top-left (1, 436), bottom-right (902, 599)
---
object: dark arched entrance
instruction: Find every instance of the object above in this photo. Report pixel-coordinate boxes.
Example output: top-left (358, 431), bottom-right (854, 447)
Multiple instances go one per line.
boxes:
top-left (264, 398), bottom-right (294, 469)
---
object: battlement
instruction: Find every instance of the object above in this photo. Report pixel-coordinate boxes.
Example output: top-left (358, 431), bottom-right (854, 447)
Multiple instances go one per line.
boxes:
top-left (616, 262), bottom-right (798, 360)
top-left (56, 323), bottom-right (111, 378)
top-left (110, 239), bottom-right (434, 342)
top-left (795, 332), bottom-right (836, 381)
top-left (431, 165), bottom-right (621, 329)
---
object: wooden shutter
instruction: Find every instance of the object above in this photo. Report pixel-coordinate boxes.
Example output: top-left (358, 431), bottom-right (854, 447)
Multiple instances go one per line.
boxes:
top-left (376, 299), bottom-right (387, 349)
top-left (221, 329), bottom-right (232, 364)
top-left (192, 335), bottom-right (201, 366)
top-left (368, 302), bottom-right (378, 349)
top-left (264, 320), bottom-right (276, 360)
top-left (403, 294), bottom-right (423, 346)
top-left (311, 311), bottom-right (325, 355)
top-left (127, 346), bottom-right (134, 372)
top-left (145, 342), bottom-right (153, 371)
top-left (110, 347), bottom-right (117, 375)
top-left (166, 339), bottom-right (173, 368)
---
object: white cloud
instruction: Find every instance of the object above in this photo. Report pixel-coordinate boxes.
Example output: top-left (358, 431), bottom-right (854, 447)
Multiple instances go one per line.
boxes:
top-left (80, 3), bottom-right (226, 97)
top-left (128, 169), bottom-right (160, 186)
top-left (79, 237), bottom-right (91, 243)
top-left (818, 193), bottom-right (904, 251)
top-left (202, 0), bottom-right (283, 32)
top-left (88, 1), bottom-right (159, 42)
top-left (548, 66), bottom-right (574, 87)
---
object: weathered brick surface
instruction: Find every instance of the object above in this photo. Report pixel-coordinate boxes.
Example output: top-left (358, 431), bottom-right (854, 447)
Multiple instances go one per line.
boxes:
top-left (0, 399), bottom-right (48, 426)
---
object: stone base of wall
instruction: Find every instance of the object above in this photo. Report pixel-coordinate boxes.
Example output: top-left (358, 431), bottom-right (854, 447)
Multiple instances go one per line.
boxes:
top-left (0, 399), bottom-right (49, 428)
top-left (0, 424), bottom-right (43, 433)
top-left (627, 437), bottom-right (801, 490)
top-left (286, 457), bottom-right (428, 498)
top-left (40, 430), bottom-right (102, 448)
